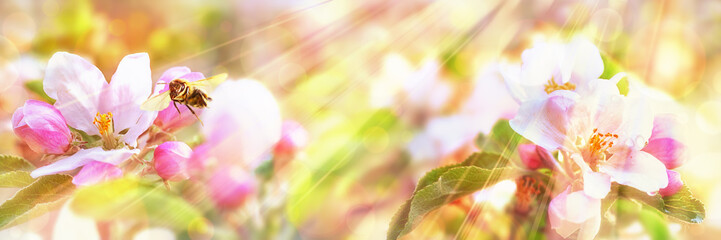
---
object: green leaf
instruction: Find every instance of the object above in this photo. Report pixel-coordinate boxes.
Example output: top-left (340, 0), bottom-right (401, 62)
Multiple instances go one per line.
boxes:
top-left (0, 155), bottom-right (35, 173)
top-left (0, 174), bottom-right (75, 230)
top-left (0, 155), bottom-right (36, 188)
top-left (598, 53), bottom-right (630, 96)
top-left (255, 159), bottom-right (274, 181)
top-left (0, 171), bottom-right (36, 188)
top-left (600, 53), bottom-right (623, 80)
top-left (640, 206), bottom-right (671, 240)
top-left (71, 177), bottom-right (206, 231)
top-left (616, 77), bottom-right (629, 96)
top-left (414, 152), bottom-right (508, 193)
top-left (24, 80), bottom-right (55, 104)
top-left (477, 120), bottom-right (523, 159)
top-left (387, 166), bottom-right (514, 240)
top-left (618, 185), bottom-right (705, 223)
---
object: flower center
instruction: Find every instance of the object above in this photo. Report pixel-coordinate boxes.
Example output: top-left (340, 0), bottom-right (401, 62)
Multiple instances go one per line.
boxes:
top-left (515, 176), bottom-right (544, 214)
top-left (543, 78), bottom-right (576, 94)
top-left (93, 112), bottom-right (118, 150)
top-left (585, 128), bottom-right (618, 168)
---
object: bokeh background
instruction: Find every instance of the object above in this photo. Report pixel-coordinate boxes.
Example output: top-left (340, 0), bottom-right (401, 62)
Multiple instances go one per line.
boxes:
top-left (0, 0), bottom-right (720, 239)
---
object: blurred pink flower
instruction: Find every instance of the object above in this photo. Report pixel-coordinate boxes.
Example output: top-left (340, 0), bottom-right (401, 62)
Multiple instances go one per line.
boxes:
top-left (153, 141), bottom-right (192, 181)
top-left (12, 100), bottom-right (72, 154)
top-left (72, 161), bottom-right (123, 186)
top-left (548, 187), bottom-right (601, 240)
top-left (199, 79), bottom-right (281, 169)
top-left (659, 170), bottom-right (683, 197)
top-left (406, 65), bottom-right (517, 162)
top-left (30, 52), bottom-right (155, 181)
top-left (207, 166), bottom-right (256, 209)
top-left (191, 79), bottom-right (280, 209)
top-left (152, 67), bottom-right (206, 132)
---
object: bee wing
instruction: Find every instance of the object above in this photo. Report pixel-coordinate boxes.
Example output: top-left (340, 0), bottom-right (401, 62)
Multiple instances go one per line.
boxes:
top-left (141, 91), bottom-right (172, 111)
top-left (186, 73), bottom-right (228, 90)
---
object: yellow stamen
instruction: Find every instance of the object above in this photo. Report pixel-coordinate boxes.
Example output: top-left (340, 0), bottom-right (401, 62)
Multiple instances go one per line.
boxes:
top-left (585, 128), bottom-right (618, 168)
top-left (544, 78), bottom-right (576, 94)
top-left (93, 112), bottom-right (117, 149)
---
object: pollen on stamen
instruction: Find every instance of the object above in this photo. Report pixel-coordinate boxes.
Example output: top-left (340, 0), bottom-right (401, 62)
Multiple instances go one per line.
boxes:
top-left (514, 176), bottom-right (545, 215)
top-left (543, 78), bottom-right (577, 94)
top-left (588, 130), bottom-right (618, 156)
top-left (93, 112), bottom-right (115, 135)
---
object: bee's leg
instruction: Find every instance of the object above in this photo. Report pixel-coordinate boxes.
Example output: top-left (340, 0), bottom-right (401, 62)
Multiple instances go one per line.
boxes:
top-left (173, 101), bottom-right (181, 114)
top-left (185, 104), bottom-right (204, 126)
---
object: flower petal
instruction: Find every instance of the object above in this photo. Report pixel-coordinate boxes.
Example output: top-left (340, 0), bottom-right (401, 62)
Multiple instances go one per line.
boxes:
top-left (576, 205), bottom-right (602, 240)
top-left (510, 91), bottom-right (579, 151)
top-left (583, 171), bottom-right (611, 199)
top-left (600, 149), bottom-right (669, 193)
top-left (44, 52), bottom-right (106, 135)
top-left (30, 148), bottom-right (138, 178)
top-left (520, 41), bottom-right (561, 86)
top-left (71, 161), bottom-right (123, 186)
top-left (642, 137), bottom-right (685, 169)
top-left (103, 53), bottom-right (155, 146)
top-left (564, 191), bottom-right (601, 224)
top-left (560, 37), bottom-right (603, 84)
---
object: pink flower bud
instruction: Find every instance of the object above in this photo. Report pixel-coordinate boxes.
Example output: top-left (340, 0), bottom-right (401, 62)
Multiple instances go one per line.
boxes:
top-left (154, 141), bottom-right (192, 181)
top-left (518, 144), bottom-right (552, 170)
top-left (659, 170), bottom-right (683, 197)
top-left (72, 161), bottom-right (123, 186)
top-left (208, 166), bottom-right (256, 209)
top-left (12, 100), bottom-right (72, 154)
top-left (642, 138), bottom-right (685, 169)
top-left (273, 120), bottom-right (309, 158)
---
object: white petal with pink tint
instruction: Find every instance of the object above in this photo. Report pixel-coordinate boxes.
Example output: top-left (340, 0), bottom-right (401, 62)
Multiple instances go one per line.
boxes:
top-left (103, 53), bottom-right (156, 147)
top-left (44, 52), bottom-right (106, 135)
top-left (559, 37), bottom-right (603, 84)
top-left (583, 171), bottom-right (611, 199)
top-left (600, 149), bottom-right (668, 193)
top-left (510, 90), bottom-right (578, 151)
top-left (30, 147), bottom-right (138, 178)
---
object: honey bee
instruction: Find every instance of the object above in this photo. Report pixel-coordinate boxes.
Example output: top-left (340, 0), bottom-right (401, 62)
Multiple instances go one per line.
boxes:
top-left (141, 73), bottom-right (228, 124)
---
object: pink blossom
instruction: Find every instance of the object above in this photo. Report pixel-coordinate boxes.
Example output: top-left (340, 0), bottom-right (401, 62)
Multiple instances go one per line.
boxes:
top-left (511, 77), bottom-right (668, 198)
top-left (12, 100), bottom-right (72, 154)
top-left (152, 67), bottom-right (206, 132)
top-left (31, 52), bottom-right (155, 180)
top-left (153, 141), bottom-right (192, 181)
top-left (207, 166), bottom-right (256, 209)
top-left (72, 161), bottom-right (122, 186)
top-left (659, 170), bottom-right (683, 197)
